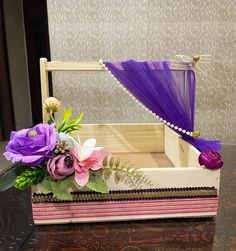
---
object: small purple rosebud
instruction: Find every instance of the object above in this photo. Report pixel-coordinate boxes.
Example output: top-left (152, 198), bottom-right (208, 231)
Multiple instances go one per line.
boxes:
top-left (198, 150), bottom-right (223, 170)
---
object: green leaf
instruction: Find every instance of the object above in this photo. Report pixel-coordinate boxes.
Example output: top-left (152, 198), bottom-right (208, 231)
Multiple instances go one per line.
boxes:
top-left (62, 107), bottom-right (72, 123)
top-left (86, 174), bottom-right (109, 193)
top-left (61, 112), bottom-right (83, 128)
top-left (72, 112), bottom-right (84, 124)
top-left (51, 179), bottom-right (73, 200)
top-left (56, 108), bottom-right (83, 133)
top-left (61, 124), bottom-right (82, 133)
top-left (39, 176), bottom-right (74, 200)
top-left (39, 177), bottom-right (53, 194)
top-left (56, 121), bottom-right (65, 131)
top-left (55, 192), bottom-right (73, 201)
top-left (62, 175), bottom-right (79, 191)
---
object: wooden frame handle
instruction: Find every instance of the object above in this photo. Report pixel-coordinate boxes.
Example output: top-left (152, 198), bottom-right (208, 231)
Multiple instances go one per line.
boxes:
top-left (40, 58), bottom-right (105, 123)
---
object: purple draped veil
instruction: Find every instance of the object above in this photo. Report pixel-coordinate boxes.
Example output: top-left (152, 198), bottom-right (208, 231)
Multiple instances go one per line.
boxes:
top-left (104, 60), bottom-right (221, 152)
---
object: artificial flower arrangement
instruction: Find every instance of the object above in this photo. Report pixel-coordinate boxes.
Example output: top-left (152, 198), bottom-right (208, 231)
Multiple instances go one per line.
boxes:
top-left (3, 97), bottom-right (152, 200)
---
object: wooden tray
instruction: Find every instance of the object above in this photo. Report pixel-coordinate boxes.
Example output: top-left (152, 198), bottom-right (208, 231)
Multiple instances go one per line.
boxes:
top-left (32, 123), bottom-right (220, 225)
top-left (32, 59), bottom-right (220, 224)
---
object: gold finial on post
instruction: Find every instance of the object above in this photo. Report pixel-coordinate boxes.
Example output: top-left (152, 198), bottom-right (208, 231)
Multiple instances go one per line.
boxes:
top-left (192, 130), bottom-right (200, 138)
top-left (191, 55), bottom-right (200, 67)
top-left (193, 55), bottom-right (200, 62)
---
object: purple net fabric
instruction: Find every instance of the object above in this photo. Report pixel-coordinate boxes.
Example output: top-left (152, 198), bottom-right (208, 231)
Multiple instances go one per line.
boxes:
top-left (104, 60), bottom-right (221, 152)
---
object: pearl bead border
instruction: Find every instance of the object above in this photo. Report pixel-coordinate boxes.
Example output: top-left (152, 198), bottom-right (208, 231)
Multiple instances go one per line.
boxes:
top-left (98, 59), bottom-right (193, 137)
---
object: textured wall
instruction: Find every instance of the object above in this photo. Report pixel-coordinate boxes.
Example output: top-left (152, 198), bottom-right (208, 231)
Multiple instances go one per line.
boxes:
top-left (47, 0), bottom-right (236, 144)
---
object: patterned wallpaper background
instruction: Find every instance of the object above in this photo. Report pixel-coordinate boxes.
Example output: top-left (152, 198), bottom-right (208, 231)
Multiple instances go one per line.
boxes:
top-left (47, 0), bottom-right (236, 144)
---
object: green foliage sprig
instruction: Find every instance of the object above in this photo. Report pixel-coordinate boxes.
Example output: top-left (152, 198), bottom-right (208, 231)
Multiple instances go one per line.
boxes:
top-left (86, 171), bottom-right (109, 193)
top-left (39, 175), bottom-right (80, 200)
top-left (38, 172), bottom-right (109, 200)
top-left (102, 156), bottom-right (153, 188)
top-left (15, 166), bottom-right (47, 190)
top-left (56, 108), bottom-right (83, 133)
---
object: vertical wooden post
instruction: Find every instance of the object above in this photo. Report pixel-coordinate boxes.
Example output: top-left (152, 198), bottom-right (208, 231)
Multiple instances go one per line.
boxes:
top-left (40, 58), bottom-right (49, 123)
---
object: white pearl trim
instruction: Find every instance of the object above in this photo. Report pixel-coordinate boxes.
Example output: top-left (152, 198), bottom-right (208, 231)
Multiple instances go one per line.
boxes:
top-left (99, 59), bottom-right (194, 137)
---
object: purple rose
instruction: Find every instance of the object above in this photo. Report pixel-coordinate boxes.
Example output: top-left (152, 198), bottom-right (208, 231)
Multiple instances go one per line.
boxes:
top-left (47, 154), bottom-right (75, 179)
top-left (198, 150), bottom-right (223, 170)
top-left (4, 124), bottom-right (57, 166)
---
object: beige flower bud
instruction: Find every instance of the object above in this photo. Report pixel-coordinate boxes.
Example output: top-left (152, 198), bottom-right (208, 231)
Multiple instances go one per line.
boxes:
top-left (44, 97), bottom-right (61, 113)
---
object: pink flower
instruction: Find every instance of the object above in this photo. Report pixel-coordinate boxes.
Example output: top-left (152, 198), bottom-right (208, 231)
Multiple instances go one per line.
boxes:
top-left (47, 153), bottom-right (75, 179)
top-left (71, 138), bottom-right (110, 186)
top-left (198, 150), bottom-right (223, 170)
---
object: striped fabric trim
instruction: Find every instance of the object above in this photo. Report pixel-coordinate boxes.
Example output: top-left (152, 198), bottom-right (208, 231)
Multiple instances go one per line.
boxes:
top-left (32, 187), bottom-right (217, 204)
top-left (32, 197), bottom-right (219, 223)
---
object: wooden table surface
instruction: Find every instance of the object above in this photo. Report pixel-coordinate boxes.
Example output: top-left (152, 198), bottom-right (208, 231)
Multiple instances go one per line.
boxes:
top-left (0, 145), bottom-right (235, 251)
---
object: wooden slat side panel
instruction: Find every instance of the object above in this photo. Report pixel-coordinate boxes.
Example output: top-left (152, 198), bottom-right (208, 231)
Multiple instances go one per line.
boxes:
top-left (72, 123), bottom-right (164, 153)
top-left (46, 61), bottom-right (105, 71)
top-left (140, 167), bottom-right (220, 192)
top-left (102, 167), bottom-right (220, 192)
top-left (32, 166), bottom-right (220, 194)
top-left (164, 125), bottom-right (201, 168)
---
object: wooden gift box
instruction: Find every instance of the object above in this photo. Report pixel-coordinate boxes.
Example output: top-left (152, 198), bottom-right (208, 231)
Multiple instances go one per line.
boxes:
top-left (31, 59), bottom-right (220, 225)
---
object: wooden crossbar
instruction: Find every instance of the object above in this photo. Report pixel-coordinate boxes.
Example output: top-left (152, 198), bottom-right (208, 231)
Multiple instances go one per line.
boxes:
top-left (46, 61), bottom-right (105, 71)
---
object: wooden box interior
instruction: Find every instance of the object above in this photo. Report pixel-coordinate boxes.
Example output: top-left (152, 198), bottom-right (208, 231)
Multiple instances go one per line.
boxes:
top-left (72, 123), bottom-right (200, 169)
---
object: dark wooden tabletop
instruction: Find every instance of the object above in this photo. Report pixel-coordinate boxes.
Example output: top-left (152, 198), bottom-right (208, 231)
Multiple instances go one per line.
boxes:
top-left (0, 145), bottom-right (235, 251)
